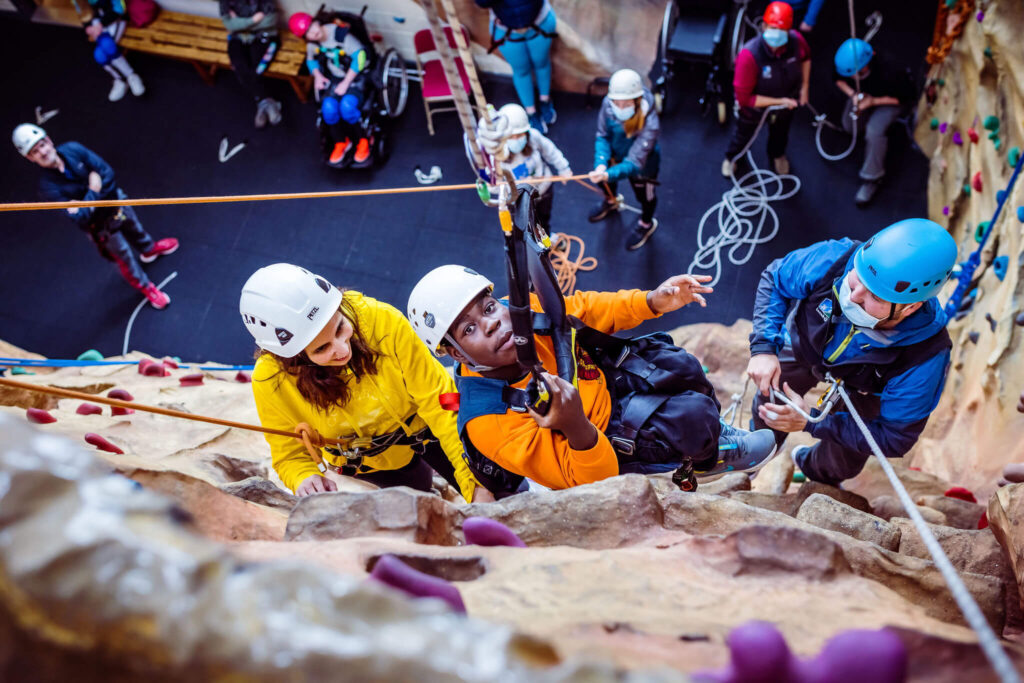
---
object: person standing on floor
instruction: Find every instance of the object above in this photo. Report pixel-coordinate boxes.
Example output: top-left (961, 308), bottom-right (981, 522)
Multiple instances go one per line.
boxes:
top-left (746, 219), bottom-right (957, 487)
top-left (220, 0), bottom-right (283, 128)
top-left (587, 68), bottom-right (661, 252)
top-left (73, 0), bottom-right (145, 101)
top-left (723, 1), bottom-right (810, 178)
top-left (13, 124), bottom-right (177, 309)
top-left (833, 38), bottom-right (915, 207)
top-left (475, 0), bottom-right (558, 132)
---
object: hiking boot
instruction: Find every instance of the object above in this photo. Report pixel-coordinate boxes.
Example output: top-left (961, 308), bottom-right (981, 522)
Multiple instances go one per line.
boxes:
top-left (695, 425), bottom-right (778, 476)
top-left (772, 155), bottom-right (790, 175)
top-left (625, 219), bottom-right (658, 251)
top-left (354, 137), bottom-right (371, 163)
top-left (329, 138), bottom-right (351, 164)
top-left (528, 110), bottom-right (547, 134)
top-left (140, 238), bottom-right (179, 263)
top-left (588, 198), bottom-right (620, 222)
top-left (855, 180), bottom-right (880, 207)
top-left (142, 283), bottom-right (170, 310)
top-left (539, 99), bottom-right (557, 125)
top-left (108, 78), bottom-right (128, 102)
top-left (721, 158), bottom-right (734, 178)
top-left (127, 73), bottom-right (145, 97)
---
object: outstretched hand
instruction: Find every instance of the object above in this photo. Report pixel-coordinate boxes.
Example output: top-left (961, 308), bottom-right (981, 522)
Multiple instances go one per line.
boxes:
top-left (647, 274), bottom-right (714, 313)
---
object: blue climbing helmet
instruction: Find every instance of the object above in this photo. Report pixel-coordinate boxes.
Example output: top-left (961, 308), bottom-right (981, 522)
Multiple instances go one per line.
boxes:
top-left (854, 219), bottom-right (958, 304)
top-left (834, 38), bottom-right (874, 77)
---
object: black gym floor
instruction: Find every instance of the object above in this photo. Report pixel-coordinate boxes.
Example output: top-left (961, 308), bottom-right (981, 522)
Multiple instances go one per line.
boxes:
top-left (0, 0), bottom-right (935, 365)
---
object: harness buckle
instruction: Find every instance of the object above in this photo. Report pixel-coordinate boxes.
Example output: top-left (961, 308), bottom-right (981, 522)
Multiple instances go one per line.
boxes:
top-left (613, 346), bottom-right (631, 368)
top-left (610, 436), bottom-right (635, 456)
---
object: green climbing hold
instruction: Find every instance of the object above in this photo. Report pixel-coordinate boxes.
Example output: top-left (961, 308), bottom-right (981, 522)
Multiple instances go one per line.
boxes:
top-left (930, 117), bottom-right (939, 130)
top-left (793, 472), bottom-right (807, 483)
top-left (475, 179), bottom-right (491, 204)
top-left (943, 0), bottom-right (955, 6)
top-left (76, 349), bottom-right (103, 361)
top-left (701, 365), bottom-right (710, 374)
top-left (963, 184), bottom-right (971, 196)
top-left (171, 356), bottom-right (182, 363)
top-left (984, 46), bottom-right (993, 58)
top-left (995, 138), bottom-right (1003, 152)
top-left (937, 78), bottom-right (946, 86)
top-left (1010, 147), bottom-right (1022, 167)
top-left (983, 115), bottom-right (1000, 131)
top-left (988, 131), bottom-right (999, 141)
top-left (11, 367), bottom-right (35, 376)
top-left (975, 221), bottom-right (990, 242)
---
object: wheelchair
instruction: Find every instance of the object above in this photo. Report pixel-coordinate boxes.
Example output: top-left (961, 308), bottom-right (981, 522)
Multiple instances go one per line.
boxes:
top-left (653, 0), bottom-right (760, 123)
top-left (312, 8), bottom-right (409, 170)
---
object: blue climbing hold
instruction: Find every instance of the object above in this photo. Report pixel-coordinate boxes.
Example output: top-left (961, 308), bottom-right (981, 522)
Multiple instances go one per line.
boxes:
top-left (997, 190), bottom-right (1007, 203)
top-left (993, 255), bottom-right (1009, 281)
top-left (1017, 207), bottom-right (1024, 222)
top-left (77, 349), bottom-right (104, 361)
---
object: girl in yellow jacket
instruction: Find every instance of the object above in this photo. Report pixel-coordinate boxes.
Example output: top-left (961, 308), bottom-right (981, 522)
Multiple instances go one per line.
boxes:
top-left (239, 263), bottom-right (490, 502)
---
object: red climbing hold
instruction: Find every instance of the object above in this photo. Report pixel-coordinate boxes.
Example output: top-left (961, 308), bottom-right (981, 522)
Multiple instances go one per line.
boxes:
top-left (76, 403), bottom-right (103, 416)
top-left (978, 511), bottom-right (989, 529)
top-left (140, 359), bottom-right (170, 377)
top-left (234, 371), bottom-right (252, 383)
top-left (84, 433), bottom-right (124, 454)
top-left (972, 171), bottom-right (983, 192)
top-left (108, 389), bottom-right (134, 401)
top-left (26, 408), bottom-right (57, 424)
top-left (968, 127), bottom-right (979, 144)
top-left (111, 406), bottom-right (135, 416)
top-left (162, 358), bottom-right (180, 369)
top-left (944, 486), bottom-right (977, 504)
top-left (179, 373), bottom-right (204, 387)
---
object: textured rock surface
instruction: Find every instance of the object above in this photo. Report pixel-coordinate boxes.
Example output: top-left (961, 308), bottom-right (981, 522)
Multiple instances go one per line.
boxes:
top-left (916, 494), bottom-right (987, 530)
top-left (871, 495), bottom-right (949, 525)
top-left (989, 483), bottom-right (1024, 613)
top-left (796, 493), bottom-right (901, 551)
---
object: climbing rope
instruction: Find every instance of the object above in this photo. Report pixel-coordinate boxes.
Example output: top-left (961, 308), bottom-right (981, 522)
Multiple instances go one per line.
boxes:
top-left (719, 376), bottom-right (750, 427)
top-left (548, 233), bottom-right (597, 295)
top-left (833, 382), bottom-right (1021, 683)
top-left (688, 105), bottom-right (800, 288)
top-left (0, 376), bottom-right (342, 473)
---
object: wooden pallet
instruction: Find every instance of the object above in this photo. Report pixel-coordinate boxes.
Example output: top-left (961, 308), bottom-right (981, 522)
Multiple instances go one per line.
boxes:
top-left (119, 11), bottom-right (312, 102)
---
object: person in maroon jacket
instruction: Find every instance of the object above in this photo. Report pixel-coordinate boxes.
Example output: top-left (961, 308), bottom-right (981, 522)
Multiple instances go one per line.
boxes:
top-left (722, 1), bottom-right (810, 178)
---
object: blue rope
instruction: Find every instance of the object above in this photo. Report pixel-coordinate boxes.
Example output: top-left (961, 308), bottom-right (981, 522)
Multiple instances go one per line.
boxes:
top-left (944, 153), bottom-right (1024, 318)
top-left (0, 358), bottom-right (254, 372)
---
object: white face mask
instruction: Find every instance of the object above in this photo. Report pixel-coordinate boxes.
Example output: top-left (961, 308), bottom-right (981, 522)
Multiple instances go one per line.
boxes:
top-left (612, 104), bottom-right (635, 121)
top-left (763, 27), bottom-right (789, 48)
top-left (837, 273), bottom-right (884, 329)
top-left (505, 135), bottom-right (527, 155)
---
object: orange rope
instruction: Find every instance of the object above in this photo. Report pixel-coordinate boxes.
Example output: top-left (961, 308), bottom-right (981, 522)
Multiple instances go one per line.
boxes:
top-left (0, 174), bottom-right (596, 212)
top-left (548, 233), bottom-right (597, 295)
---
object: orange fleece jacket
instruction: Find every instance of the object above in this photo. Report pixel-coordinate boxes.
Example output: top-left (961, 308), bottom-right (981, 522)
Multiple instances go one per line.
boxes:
top-left (459, 289), bottom-right (659, 490)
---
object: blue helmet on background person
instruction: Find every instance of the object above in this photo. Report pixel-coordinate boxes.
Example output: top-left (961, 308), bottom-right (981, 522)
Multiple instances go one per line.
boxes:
top-left (854, 219), bottom-right (958, 304)
top-left (835, 38), bottom-right (874, 77)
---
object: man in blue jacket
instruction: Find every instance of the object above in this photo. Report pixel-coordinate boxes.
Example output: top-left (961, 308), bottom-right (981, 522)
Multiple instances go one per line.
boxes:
top-left (13, 124), bottom-right (178, 309)
top-left (746, 219), bottom-right (957, 486)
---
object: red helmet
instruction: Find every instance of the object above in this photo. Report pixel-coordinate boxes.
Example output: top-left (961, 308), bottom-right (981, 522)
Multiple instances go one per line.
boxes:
top-left (763, 2), bottom-right (794, 29)
top-left (288, 12), bottom-right (313, 38)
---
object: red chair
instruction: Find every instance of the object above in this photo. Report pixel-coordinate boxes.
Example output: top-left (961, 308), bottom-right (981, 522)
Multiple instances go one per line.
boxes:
top-left (413, 25), bottom-right (475, 135)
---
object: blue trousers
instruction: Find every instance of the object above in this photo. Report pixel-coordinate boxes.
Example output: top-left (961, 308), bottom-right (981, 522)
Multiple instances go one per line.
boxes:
top-left (493, 9), bottom-right (556, 109)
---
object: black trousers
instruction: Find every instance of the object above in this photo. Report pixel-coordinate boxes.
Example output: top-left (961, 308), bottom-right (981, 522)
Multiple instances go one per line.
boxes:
top-left (356, 440), bottom-right (462, 496)
top-left (725, 107), bottom-right (796, 163)
top-left (535, 188), bottom-right (554, 231)
top-left (606, 177), bottom-right (657, 224)
top-left (227, 36), bottom-right (271, 100)
top-left (89, 204), bottom-right (155, 291)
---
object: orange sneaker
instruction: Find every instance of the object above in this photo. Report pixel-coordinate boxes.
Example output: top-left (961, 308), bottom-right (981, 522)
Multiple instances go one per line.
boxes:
top-left (354, 137), bottom-right (371, 163)
top-left (329, 138), bottom-right (351, 164)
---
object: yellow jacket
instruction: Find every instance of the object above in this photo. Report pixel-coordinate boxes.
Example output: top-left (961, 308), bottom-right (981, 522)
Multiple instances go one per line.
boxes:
top-left (251, 292), bottom-right (478, 501)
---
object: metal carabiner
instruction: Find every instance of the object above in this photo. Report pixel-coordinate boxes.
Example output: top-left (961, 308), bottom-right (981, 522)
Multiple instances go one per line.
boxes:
top-left (770, 374), bottom-right (843, 424)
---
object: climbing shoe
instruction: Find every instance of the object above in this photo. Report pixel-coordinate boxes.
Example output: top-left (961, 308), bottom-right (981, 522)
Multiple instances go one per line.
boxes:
top-left (528, 110), bottom-right (547, 134)
top-left (625, 219), bottom-right (658, 251)
top-left (772, 155), bottom-right (790, 175)
top-left (127, 73), bottom-right (145, 97)
top-left (142, 283), bottom-right (170, 310)
top-left (721, 159), bottom-right (734, 178)
top-left (108, 78), bottom-right (128, 102)
top-left (588, 199), bottom-right (620, 222)
top-left (329, 138), bottom-right (351, 164)
top-left (695, 424), bottom-right (778, 477)
top-left (855, 180), bottom-right (880, 207)
top-left (140, 238), bottom-right (179, 263)
top-left (539, 99), bottom-right (557, 126)
top-left (354, 137), bottom-right (371, 163)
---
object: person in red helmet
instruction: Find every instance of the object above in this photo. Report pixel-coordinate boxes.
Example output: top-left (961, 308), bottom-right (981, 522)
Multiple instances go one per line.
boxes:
top-left (723, 1), bottom-right (810, 178)
top-left (289, 10), bottom-right (372, 165)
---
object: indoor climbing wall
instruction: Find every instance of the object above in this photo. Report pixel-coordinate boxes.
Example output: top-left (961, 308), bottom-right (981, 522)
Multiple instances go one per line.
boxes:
top-left (911, 0), bottom-right (1024, 497)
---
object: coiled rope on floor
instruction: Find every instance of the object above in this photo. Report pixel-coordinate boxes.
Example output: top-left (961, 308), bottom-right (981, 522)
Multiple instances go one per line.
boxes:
top-left (548, 233), bottom-right (597, 295)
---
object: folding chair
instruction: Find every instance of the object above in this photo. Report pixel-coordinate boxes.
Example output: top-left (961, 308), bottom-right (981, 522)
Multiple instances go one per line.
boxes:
top-left (413, 25), bottom-right (474, 135)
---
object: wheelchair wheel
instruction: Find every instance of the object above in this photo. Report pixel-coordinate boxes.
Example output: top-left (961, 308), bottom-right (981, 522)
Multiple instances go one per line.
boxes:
top-left (729, 2), bottom-right (757, 69)
top-left (381, 48), bottom-right (408, 119)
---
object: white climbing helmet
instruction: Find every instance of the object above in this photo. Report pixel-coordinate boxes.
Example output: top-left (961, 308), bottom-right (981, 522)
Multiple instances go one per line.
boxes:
top-left (608, 69), bottom-right (644, 100)
top-left (407, 265), bottom-right (494, 355)
top-left (498, 103), bottom-right (530, 135)
top-left (239, 263), bottom-right (343, 358)
top-left (12, 123), bottom-right (46, 156)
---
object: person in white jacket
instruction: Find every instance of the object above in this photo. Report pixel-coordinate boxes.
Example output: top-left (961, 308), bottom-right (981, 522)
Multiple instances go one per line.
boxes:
top-left (466, 103), bottom-right (572, 234)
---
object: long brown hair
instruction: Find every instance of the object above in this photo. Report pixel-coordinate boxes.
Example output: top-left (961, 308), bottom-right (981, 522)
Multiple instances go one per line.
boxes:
top-left (257, 291), bottom-right (380, 412)
top-left (622, 96), bottom-right (646, 138)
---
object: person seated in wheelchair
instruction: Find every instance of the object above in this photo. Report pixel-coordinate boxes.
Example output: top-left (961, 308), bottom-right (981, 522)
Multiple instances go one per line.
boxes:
top-left (289, 10), bottom-right (373, 164)
top-left (406, 265), bottom-right (778, 497)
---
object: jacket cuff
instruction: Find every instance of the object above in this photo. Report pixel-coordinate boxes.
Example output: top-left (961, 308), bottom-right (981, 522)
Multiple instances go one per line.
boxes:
top-left (749, 341), bottom-right (779, 356)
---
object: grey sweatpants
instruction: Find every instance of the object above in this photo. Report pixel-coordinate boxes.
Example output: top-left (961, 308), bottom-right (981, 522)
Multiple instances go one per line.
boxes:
top-left (842, 100), bottom-right (900, 181)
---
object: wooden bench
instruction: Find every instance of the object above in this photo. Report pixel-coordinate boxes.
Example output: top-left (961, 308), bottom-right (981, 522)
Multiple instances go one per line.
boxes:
top-left (119, 11), bottom-right (313, 102)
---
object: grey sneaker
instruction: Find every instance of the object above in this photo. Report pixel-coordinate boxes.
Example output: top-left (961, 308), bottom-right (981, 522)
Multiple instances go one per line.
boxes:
top-left (696, 425), bottom-right (778, 476)
top-left (255, 99), bottom-right (269, 129)
top-left (625, 219), bottom-right (658, 251)
top-left (721, 158), bottom-right (734, 177)
top-left (266, 98), bottom-right (282, 126)
top-left (108, 78), bottom-right (128, 102)
top-left (855, 180), bottom-right (880, 207)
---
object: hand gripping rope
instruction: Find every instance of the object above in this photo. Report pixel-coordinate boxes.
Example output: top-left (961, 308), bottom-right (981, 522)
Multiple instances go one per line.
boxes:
top-left (768, 373), bottom-right (844, 424)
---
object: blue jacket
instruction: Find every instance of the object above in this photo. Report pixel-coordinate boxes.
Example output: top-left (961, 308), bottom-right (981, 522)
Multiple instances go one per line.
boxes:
top-left (38, 142), bottom-right (120, 230)
top-left (594, 89), bottom-right (661, 182)
top-left (786, 0), bottom-right (826, 28)
top-left (751, 238), bottom-right (951, 458)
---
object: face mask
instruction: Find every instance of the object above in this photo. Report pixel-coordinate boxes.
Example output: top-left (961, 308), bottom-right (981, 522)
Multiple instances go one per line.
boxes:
top-left (837, 274), bottom-right (884, 329)
top-left (505, 135), bottom-right (527, 155)
top-left (612, 104), bottom-right (635, 121)
top-left (763, 28), bottom-right (789, 48)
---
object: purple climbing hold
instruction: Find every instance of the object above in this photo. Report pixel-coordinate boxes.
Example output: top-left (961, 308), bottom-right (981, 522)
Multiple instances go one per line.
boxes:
top-left (977, 10), bottom-right (984, 21)
top-left (939, 122), bottom-right (948, 134)
top-left (942, 206), bottom-right (950, 216)
top-left (1016, 311), bottom-right (1024, 326)
top-left (463, 517), bottom-right (527, 547)
top-left (968, 330), bottom-right (980, 344)
top-left (952, 131), bottom-right (963, 146)
top-left (369, 554), bottom-right (467, 614)
top-left (985, 313), bottom-right (997, 332)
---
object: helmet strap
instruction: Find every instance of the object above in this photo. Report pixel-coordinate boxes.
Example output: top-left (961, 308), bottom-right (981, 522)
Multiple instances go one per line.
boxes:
top-left (444, 334), bottom-right (495, 373)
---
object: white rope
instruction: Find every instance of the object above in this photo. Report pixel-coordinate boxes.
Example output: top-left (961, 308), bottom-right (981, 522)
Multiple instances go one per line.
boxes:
top-left (835, 383), bottom-right (1021, 683)
top-left (123, 271), bottom-right (177, 356)
top-left (720, 376), bottom-right (751, 427)
top-left (688, 107), bottom-right (799, 287)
